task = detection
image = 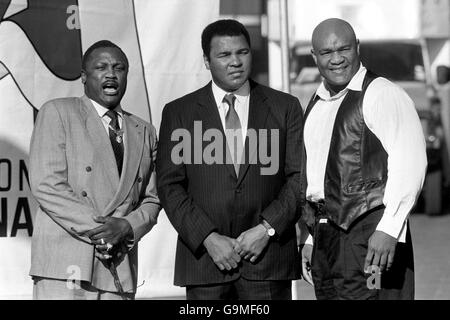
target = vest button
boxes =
[137,177,142,183]
[86,166,92,172]
[81,191,87,197]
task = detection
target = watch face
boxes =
[268,228,275,237]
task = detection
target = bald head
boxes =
[312,18,357,50]
[310,18,360,96]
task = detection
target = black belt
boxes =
[304,200,326,236]
[307,200,325,215]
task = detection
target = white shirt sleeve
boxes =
[363,78,427,241]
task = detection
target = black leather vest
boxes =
[304,71,387,230]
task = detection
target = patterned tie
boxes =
[106,110,124,176]
[223,93,243,176]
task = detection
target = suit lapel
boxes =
[237,81,270,185]
[197,82,237,180]
[80,96,120,192]
[104,113,144,215]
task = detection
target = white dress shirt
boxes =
[303,65,427,243]
[90,99,124,138]
[211,80,250,143]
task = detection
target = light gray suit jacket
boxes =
[29,95,160,293]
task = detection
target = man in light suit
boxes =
[156,19,303,300]
[29,40,161,299]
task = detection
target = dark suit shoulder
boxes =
[163,83,210,113]
[250,82,303,118]
[252,81,300,104]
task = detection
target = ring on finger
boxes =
[106,243,113,251]
[100,238,105,245]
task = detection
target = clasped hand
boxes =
[77,216,133,261]
[203,224,270,271]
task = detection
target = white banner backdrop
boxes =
[0,0,218,299]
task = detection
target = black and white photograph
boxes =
[1,0,450,310]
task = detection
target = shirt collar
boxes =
[211,80,250,108]
[315,64,366,101]
[89,98,123,119]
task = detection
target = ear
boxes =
[81,70,86,84]
[356,39,360,55]
[203,54,210,70]
[311,49,318,65]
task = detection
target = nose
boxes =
[330,51,344,65]
[229,54,242,67]
[105,65,117,78]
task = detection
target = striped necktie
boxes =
[223,93,243,176]
[106,110,124,176]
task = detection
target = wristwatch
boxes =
[261,220,276,237]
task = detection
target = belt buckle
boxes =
[315,200,325,214]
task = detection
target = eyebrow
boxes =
[216,47,249,55]
[318,44,351,53]
[94,60,126,65]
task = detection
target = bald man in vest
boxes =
[299,18,427,299]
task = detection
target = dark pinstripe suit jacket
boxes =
[156,80,303,286]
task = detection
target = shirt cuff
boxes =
[124,233,135,250]
[375,213,407,243]
[122,215,140,250]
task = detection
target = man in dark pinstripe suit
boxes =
[156,19,303,300]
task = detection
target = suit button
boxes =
[81,191,87,197]
[86,166,92,172]
[235,188,242,193]
[137,177,142,183]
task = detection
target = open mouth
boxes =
[102,81,119,95]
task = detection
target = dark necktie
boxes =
[106,110,124,176]
[223,93,243,176]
